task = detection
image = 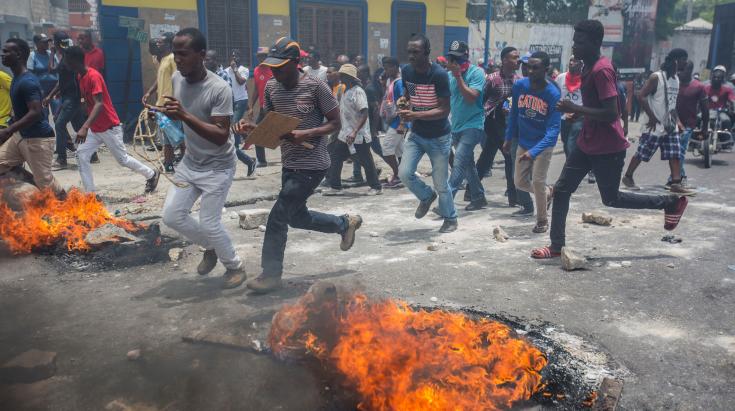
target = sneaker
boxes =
[465,198,488,211]
[344,176,365,184]
[383,176,402,188]
[52,159,68,170]
[222,267,247,289]
[622,174,640,190]
[66,141,77,153]
[511,207,534,217]
[197,249,218,275]
[669,183,695,196]
[246,159,257,177]
[415,191,438,219]
[246,274,283,294]
[366,188,383,196]
[163,163,175,174]
[90,152,100,163]
[144,170,160,193]
[463,186,471,202]
[340,214,363,251]
[439,219,458,233]
[322,187,345,196]
[532,220,549,233]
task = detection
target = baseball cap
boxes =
[33,33,50,43]
[262,37,301,68]
[447,40,469,57]
[713,65,727,74]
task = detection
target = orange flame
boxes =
[269,290,548,410]
[0,188,140,254]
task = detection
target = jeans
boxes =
[262,168,348,276]
[234,133,255,167]
[511,136,533,209]
[550,149,677,251]
[478,112,515,197]
[449,128,485,202]
[398,131,457,220]
[162,163,241,270]
[328,140,381,190]
[560,119,583,157]
[352,136,385,179]
[55,96,86,161]
[630,97,641,122]
[232,99,254,166]
[76,126,155,192]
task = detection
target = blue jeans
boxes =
[449,128,485,202]
[232,99,254,166]
[678,128,692,179]
[398,132,457,220]
[55,96,86,161]
[560,119,583,157]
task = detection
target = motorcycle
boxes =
[690,108,733,168]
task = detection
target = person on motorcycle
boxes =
[671,60,708,187]
[705,65,734,133]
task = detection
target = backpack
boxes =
[379,78,400,123]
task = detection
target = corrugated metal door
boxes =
[206,0,252,66]
[296,2,363,64]
[395,8,423,64]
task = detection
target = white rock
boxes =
[493,226,509,242]
[229,211,239,220]
[582,212,613,226]
[238,209,270,230]
[427,243,440,251]
[561,247,586,271]
[621,261,632,267]
[168,247,183,261]
[369,231,379,237]
[258,225,266,232]
[608,262,622,269]
[429,297,438,302]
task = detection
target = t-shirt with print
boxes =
[226,65,249,102]
[264,74,339,170]
[505,78,561,158]
[677,79,706,129]
[9,71,54,138]
[156,53,177,106]
[555,72,583,120]
[0,71,11,126]
[448,64,485,132]
[338,85,371,144]
[575,57,629,155]
[705,84,734,110]
[401,62,451,138]
[77,68,119,133]
[172,70,235,171]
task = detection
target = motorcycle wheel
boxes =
[703,135,712,168]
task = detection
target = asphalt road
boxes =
[1,122,734,410]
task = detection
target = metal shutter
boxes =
[395,9,423,64]
[296,2,363,64]
[206,0,252,66]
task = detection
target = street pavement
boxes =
[1,121,734,410]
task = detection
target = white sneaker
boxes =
[366,188,383,196]
[322,187,344,196]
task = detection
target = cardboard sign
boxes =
[244,112,302,149]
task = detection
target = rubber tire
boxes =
[703,135,712,169]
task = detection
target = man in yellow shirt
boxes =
[142,32,180,172]
[0,70,11,127]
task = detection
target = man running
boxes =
[64,46,159,194]
[445,40,487,211]
[531,20,689,259]
[622,49,691,194]
[671,60,708,187]
[160,28,245,289]
[235,37,362,293]
[503,51,561,233]
[397,34,457,233]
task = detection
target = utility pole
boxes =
[483,0,492,69]
[686,0,693,21]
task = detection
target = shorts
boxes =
[635,132,680,162]
[380,127,405,157]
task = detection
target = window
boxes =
[296,2,363,64]
[392,3,425,64]
[69,0,91,13]
[205,0,252,67]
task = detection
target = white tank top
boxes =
[647,71,679,135]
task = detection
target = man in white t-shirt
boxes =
[555,55,583,157]
[304,51,328,83]
[225,50,256,174]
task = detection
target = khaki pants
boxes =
[0,134,62,194]
[514,146,553,223]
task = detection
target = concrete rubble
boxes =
[582,212,613,226]
[561,247,587,271]
[0,349,57,384]
[238,209,270,230]
[85,224,140,246]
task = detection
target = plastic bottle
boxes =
[155,112,185,145]
[348,144,357,155]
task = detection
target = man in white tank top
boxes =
[622,48,693,195]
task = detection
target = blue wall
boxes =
[443,26,469,56]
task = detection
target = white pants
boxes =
[162,162,242,270]
[76,125,155,192]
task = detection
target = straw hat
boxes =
[338,64,359,81]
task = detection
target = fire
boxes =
[0,188,140,254]
[269,286,548,410]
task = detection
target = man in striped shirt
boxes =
[236,38,363,293]
[396,34,457,233]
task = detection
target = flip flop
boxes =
[531,246,561,259]
[664,196,688,231]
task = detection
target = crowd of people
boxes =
[1,18,735,292]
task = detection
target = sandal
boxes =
[531,246,561,259]
[546,185,554,210]
[664,196,688,231]
[532,221,549,233]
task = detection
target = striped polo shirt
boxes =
[264,74,338,170]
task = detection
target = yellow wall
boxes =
[256,0,467,27]
[101,0,196,11]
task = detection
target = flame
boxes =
[0,188,140,254]
[269,290,547,410]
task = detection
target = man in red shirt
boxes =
[672,60,708,185]
[249,47,272,165]
[78,30,105,76]
[64,46,159,194]
[531,20,688,260]
[705,65,734,132]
